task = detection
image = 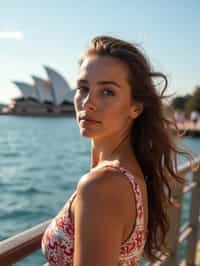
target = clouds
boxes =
[0,31,24,40]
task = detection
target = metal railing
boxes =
[0,157,200,266]
[147,156,200,266]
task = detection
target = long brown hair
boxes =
[79,36,194,262]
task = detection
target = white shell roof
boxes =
[12,67,76,105]
[44,66,75,105]
[13,81,40,101]
[32,76,54,103]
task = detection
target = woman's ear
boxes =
[130,102,143,119]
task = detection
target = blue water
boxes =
[0,116,199,265]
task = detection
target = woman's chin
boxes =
[79,128,96,138]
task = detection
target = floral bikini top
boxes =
[41,161,147,266]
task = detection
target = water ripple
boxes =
[24,166,43,173]
[10,186,53,196]
[0,152,20,158]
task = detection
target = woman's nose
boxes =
[82,93,96,111]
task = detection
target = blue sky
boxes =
[0,0,199,103]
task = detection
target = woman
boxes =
[42,36,191,265]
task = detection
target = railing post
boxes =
[162,182,184,266]
[186,169,200,265]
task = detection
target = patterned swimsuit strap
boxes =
[91,161,145,226]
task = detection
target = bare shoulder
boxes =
[76,166,133,204]
[73,167,134,266]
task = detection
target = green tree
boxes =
[185,86,200,112]
[171,96,188,110]
[172,96,184,110]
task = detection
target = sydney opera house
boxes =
[4,66,76,116]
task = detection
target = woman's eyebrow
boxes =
[77,79,88,84]
[97,81,121,88]
[77,79,121,88]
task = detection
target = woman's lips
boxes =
[79,118,100,125]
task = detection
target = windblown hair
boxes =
[79,36,193,262]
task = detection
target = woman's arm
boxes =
[73,168,129,266]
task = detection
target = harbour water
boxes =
[0,116,199,265]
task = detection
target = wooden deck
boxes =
[180,241,200,265]
[176,121,200,137]
[177,120,200,130]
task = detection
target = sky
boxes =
[0,0,199,103]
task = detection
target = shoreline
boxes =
[176,120,200,137]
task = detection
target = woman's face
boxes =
[74,55,138,140]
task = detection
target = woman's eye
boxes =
[75,87,114,96]
[102,89,115,96]
[76,86,89,94]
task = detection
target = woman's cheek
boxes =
[74,95,82,111]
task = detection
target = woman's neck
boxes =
[90,133,134,168]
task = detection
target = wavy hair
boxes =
[79,36,194,262]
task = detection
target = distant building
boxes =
[44,66,74,105]
[4,66,76,116]
[0,103,6,112]
[31,76,54,104]
[13,81,40,101]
